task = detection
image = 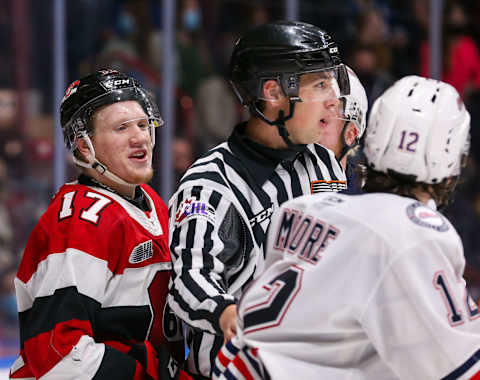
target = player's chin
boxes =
[128,167,154,184]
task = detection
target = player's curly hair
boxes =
[359,164,458,209]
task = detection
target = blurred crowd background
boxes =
[2,0,480,366]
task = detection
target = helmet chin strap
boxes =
[250,99,306,152]
[74,135,137,198]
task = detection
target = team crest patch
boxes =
[311,180,347,193]
[129,240,153,264]
[174,198,215,226]
[406,202,449,232]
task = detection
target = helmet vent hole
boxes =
[408,89,414,97]
[412,108,422,112]
[431,94,437,103]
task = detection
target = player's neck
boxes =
[411,187,433,205]
[83,168,137,199]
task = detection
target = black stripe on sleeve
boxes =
[19,286,100,347]
[209,334,225,376]
[19,286,154,349]
[191,329,203,373]
[92,344,137,380]
[176,189,185,209]
[441,349,480,380]
[176,219,228,324]
[180,171,228,189]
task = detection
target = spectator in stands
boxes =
[420,0,480,99]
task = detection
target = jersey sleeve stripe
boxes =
[180,171,229,189]
[19,286,99,345]
[440,348,480,380]
[23,321,95,378]
[16,248,110,311]
[92,344,137,380]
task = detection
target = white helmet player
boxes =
[364,75,470,184]
[335,66,368,160]
[338,66,368,139]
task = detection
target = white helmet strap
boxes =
[74,133,137,198]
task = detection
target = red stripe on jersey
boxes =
[133,362,144,380]
[24,319,93,378]
[232,354,255,380]
[178,369,194,380]
[470,371,480,380]
[217,348,231,367]
[144,341,160,380]
[9,351,34,379]
[104,339,133,354]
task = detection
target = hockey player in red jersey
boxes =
[9,70,191,380]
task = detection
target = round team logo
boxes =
[406,202,449,232]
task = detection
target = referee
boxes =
[168,21,351,378]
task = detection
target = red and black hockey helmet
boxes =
[60,69,163,151]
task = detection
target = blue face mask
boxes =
[0,293,17,322]
[182,9,202,31]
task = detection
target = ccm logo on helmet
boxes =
[101,78,132,90]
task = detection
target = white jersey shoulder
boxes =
[264,192,461,269]
[238,192,479,380]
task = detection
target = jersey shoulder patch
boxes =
[406,202,449,232]
[174,197,216,226]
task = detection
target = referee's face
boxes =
[284,72,340,145]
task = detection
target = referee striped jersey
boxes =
[168,123,346,376]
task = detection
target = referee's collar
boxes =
[228,122,302,186]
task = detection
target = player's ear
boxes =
[76,137,90,156]
[345,123,358,146]
[75,137,95,163]
[262,80,284,105]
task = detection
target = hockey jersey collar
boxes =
[228,122,301,186]
[78,174,150,211]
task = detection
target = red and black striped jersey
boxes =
[9,181,182,380]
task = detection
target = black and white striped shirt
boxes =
[168,123,346,376]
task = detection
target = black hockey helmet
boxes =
[229,20,350,108]
[60,69,163,151]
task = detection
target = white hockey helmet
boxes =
[338,66,368,139]
[364,75,470,184]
